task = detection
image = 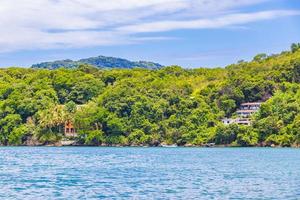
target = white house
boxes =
[222,102,262,126]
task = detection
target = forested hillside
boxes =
[31,56,163,70]
[1,44,300,147]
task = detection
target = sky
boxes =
[0,0,300,68]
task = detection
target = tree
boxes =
[84,130,105,145]
[253,53,267,62]
[128,130,149,145]
[214,124,239,145]
[8,125,29,145]
[65,101,77,113]
[292,60,300,82]
[0,114,22,145]
[236,128,258,146]
[291,43,300,53]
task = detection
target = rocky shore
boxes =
[2,139,299,148]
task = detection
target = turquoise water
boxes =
[0,147,299,199]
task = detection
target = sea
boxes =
[0,147,299,199]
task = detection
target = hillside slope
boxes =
[31,56,163,70]
[1,44,300,147]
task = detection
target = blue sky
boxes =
[0,0,300,68]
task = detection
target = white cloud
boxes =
[118,10,300,33]
[0,0,298,52]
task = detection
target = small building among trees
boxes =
[64,120,76,137]
[222,102,262,126]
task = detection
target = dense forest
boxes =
[1,44,300,147]
[32,55,163,70]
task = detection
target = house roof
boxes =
[241,102,262,106]
[237,109,257,113]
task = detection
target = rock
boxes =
[61,140,76,146]
[184,143,194,147]
[24,136,43,146]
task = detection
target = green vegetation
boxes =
[31,55,163,70]
[1,44,300,147]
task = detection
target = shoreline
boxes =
[1,137,299,148]
[1,144,299,148]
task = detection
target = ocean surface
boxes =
[0,147,299,200]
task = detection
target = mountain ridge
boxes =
[31,55,163,70]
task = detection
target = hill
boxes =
[1,43,300,147]
[31,56,163,70]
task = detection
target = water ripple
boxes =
[0,147,299,199]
